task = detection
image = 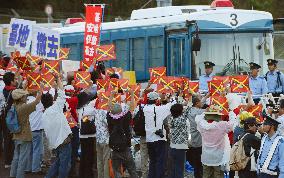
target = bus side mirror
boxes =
[192,37,201,51]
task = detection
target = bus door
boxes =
[167,34,190,77]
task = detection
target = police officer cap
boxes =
[249,62,261,70]
[204,61,215,68]
[267,59,278,65]
[263,115,280,126]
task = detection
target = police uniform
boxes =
[266,59,284,97]
[257,116,284,178]
[249,62,268,104]
[199,61,215,92]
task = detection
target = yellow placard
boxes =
[123,71,136,85]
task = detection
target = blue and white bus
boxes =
[57,0,275,81]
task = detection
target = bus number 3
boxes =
[230,14,238,26]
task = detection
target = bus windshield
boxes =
[192,32,274,78]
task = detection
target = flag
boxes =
[6,60,18,72]
[230,75,249,93]
[208,80,225,96]
[42,60,60,75]
[42,73,55,91]
[27,72,41,90]
[74,71,91,89]
[182,78,192,99]
[106,67,123,78]
[212,76,230,88]
[149,67,166,83]
[188,81,199,94]
[80,59,94,71]
[97,91,121,110]
[239,104,264,123]
[95,44,116,62]
[11,51,21,59]
[126,84,141,101]
[118,79,129,90]
[157,76,177,94]
[26,52,42,66]
[210,96,229,115]
[59,48,70,60]
[108,78,119,90]
[97,79,109,91]
[14,56,32,71]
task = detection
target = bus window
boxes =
[149,36,164,68]
[193,32,273,76]
[113,39,128,70]
[168,37,186,76]
[131,38,145,72]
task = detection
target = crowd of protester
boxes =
[0,57,284,178]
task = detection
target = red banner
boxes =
[210,96,229,115]
[83,5,103,62]
[208,80,225,96]
[42,60,60,75]
[42,74,55,91]
[27,72,41,90]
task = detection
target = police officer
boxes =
[257,115,284,178]
[265,59,284,98]
[199,61,215,92]
[249,62,268,104]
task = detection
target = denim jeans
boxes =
[10,140,32,178]
[169,148,186,178]
[31,130,44,172]
[147,140,167,178]
[46,143,72,178]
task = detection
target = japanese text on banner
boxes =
[31,27,60,60]
[6,18,36,52]
[83,5,103,62]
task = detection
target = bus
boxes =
[56,0,275,81]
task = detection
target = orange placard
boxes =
[42,60,60,75]
[97,92,121,110]
[27,72,41,90]
[149,67,166,84]
[239,104,263,123]
[42,74,55,91]
[126,84,141,101]
[96,79,109,91]
[26,52,42,66]
[210,96,229,115]
[14,56,32,71]
[188,81,199,94]
[212,76,230,88]
[230,75,249,93]
[59,48,70,60]
[106,67,123,78]
[6,60,18,72]
[157,76,177,94]
[118,79,129,90]
[208,80,225,96]
[80,59,94,71]
[74,71,91,89]
[95,44,116,62]
[108,78,119,90]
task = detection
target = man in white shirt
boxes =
[41,75,72,178]
[27,94,44,174]
[143,92,175,178]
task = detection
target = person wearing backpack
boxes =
[231,117,261,178]
[76,92,96,178]
[107,90,139,178]
[9,87,42,178]
[1,71,19,168]
[265,59,284,100]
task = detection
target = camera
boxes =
[155,129,164,138]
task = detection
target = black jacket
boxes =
[107,111,132,147]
